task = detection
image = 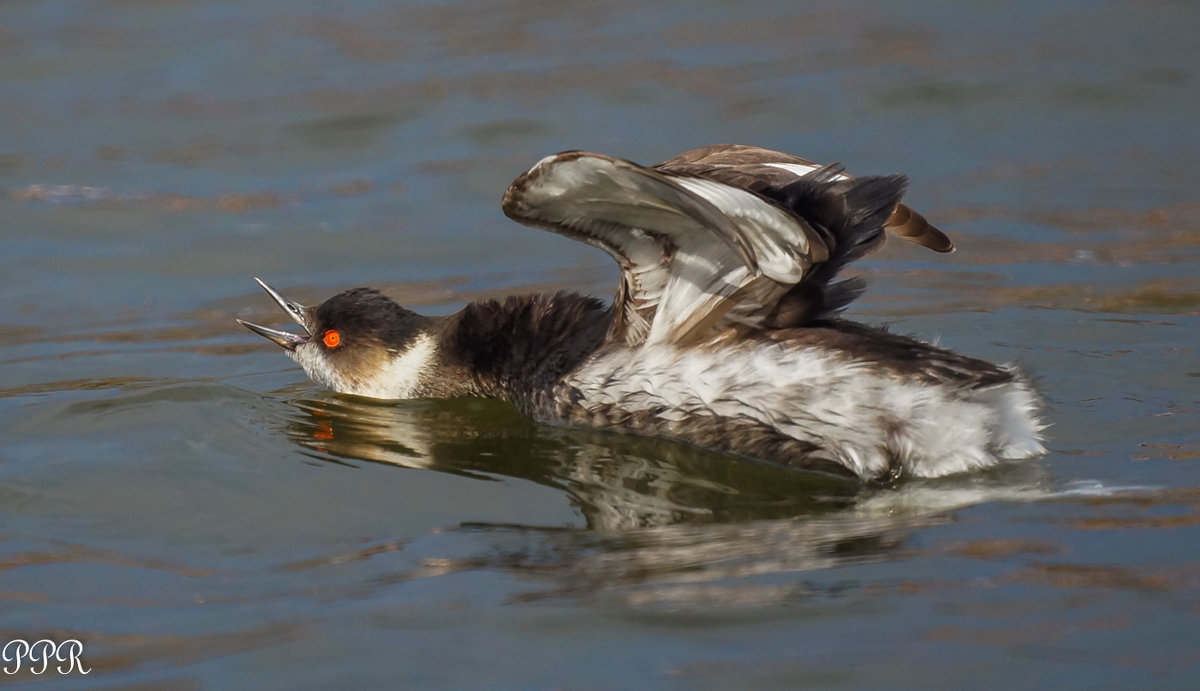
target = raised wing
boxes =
[657,144,954,253]
[501,146,935,347]
[502,151,830,346]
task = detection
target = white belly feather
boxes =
[562,343,1044,480]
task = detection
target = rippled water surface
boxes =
[2,1,1199,687]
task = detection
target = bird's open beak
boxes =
[236,277,312,351]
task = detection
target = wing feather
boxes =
[658,144,954,253]
[502,151,827,346]
[502,145,952,346]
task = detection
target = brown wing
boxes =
[502,146,933,346]
[502,151,830,346]
[658,143,821,168]
[657,144,954,254]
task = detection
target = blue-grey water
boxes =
[2,1,1199,688]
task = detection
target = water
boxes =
[2,0,1198,687]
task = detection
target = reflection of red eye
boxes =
[323,330,341,348]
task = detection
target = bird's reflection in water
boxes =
[280,392,863,530]
[271,392,1008,603]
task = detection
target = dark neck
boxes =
[427,292,612,407]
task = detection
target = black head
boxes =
[238,279,433,397]
[310,287,428,354]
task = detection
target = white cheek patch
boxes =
[365,333,436,399]
[289,346,339,390]
[290,333,436,400]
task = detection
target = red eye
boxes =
[322,329,341,348]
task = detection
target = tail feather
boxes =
[886,203,955,253]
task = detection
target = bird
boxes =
[237,144,1044,482]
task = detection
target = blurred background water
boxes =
[1,0,1198,687]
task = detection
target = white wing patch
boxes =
[670,177,817,283]
[762,162,849,180]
